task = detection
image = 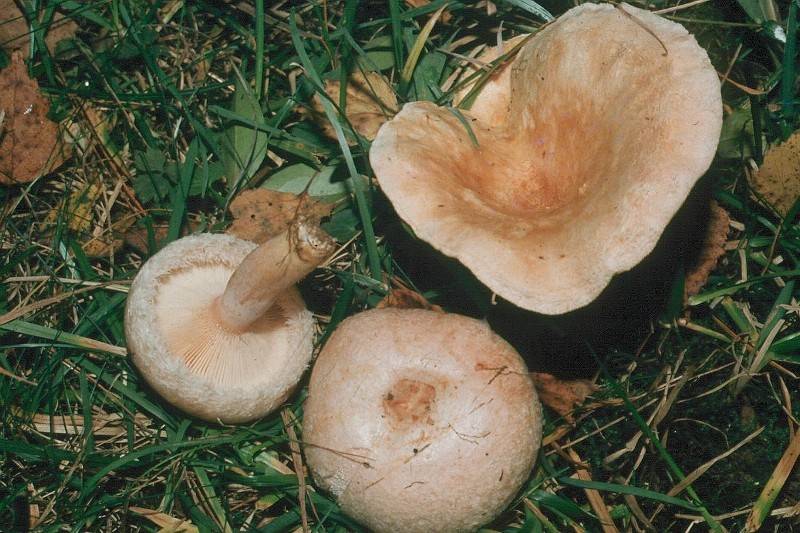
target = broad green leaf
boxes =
[736,0,780,24]
[323,206,360,241]
[413,51,447,102]
[359,36,395,71]
[262,163,348,200]
[497,0,553,21]
[220,70,268,187]
[718,106,755,160]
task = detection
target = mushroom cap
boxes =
[303,308,541,533]
[125,233,314,423]
[370,3,723,314]
[453,34,530,128]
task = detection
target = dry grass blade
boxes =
[745,426,800,531]
[652,0,713,15]
[281,409,311,533]
[649,426,765,522]
[130,506,199,533]
[0,285,106,326]
[567,448,619,533]
[0,365,36,385]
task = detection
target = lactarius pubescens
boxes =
[125,220,335,423]
[370,3,723,314]
[303,308,542,533]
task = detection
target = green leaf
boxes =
[413,51,447,102]
[736,0,764,22]
[557,478,700,511]
[323,207,360,241]
[133,147,172,203]
[717,106,754,160]
[497,0,553,21]
[220,69,268,188]
[359,36,395,71]
[769,331,800,362]
[262,163,347,200]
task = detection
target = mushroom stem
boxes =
[218,220,335,330]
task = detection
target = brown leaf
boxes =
[124,225,169,255]
[129,506,198,533]
[531,372,597,423]
[752,131,800,216]
[404,0,453,21]
[0,52,64,185]
[377,286,444,313]
[227,188,333,244]
[684,200,731,301]
[0,2,78,53]
[82,215,137,258]
[124,219,200,255]
[42,182,103,232]
[308,71,397,141]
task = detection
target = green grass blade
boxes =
[289,14,382,281]
[595,352,724,532]
[255,0,266,99]
[388,0,405,74]
[497,0,553,21]
[780,0,798,138]
[1,319,126,356]
[400,5,447,91]
[557,478,700,512]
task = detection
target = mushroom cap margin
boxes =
[124,233,315,423]
[303,308,542,533]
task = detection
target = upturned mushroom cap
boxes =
[453,34,529,128]
[125,233,315,423]
[370,3,723,314]
[303,308,541,533]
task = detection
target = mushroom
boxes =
[370,3,723,314]
[124,220,335,423]
[303,308,541,533]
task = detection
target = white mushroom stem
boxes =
[218,220,335,331]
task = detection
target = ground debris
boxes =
[752,131,800,216]
[531,372,597,423]
[0,52,65,185]
[684,200,731,301]
[377,280,443,313]
[307,70,397,141]
[227,188,333,244]
[0,1,77,53]
[130,507,198,533]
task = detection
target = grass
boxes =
[1,0,799,531]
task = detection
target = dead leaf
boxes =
[308,70,397,141]
[124,224,170,255]
[531,372,597,423]
[377,285,443,313]
[0,1,78,53]
[684,200,730,301]
[0,52,64,185]
[404,0,453,21]
[227,188,333,244]
[40,181,132,258]
[752,131,800,216]
[65,106,116,155]
[130,506,198,533]
[124,218,203,255]
[82,216,136,258]
[42,181,103,232]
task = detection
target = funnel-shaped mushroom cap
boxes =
[371,3,722,314]
[303,308,541,533]
[125,234,314,423]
